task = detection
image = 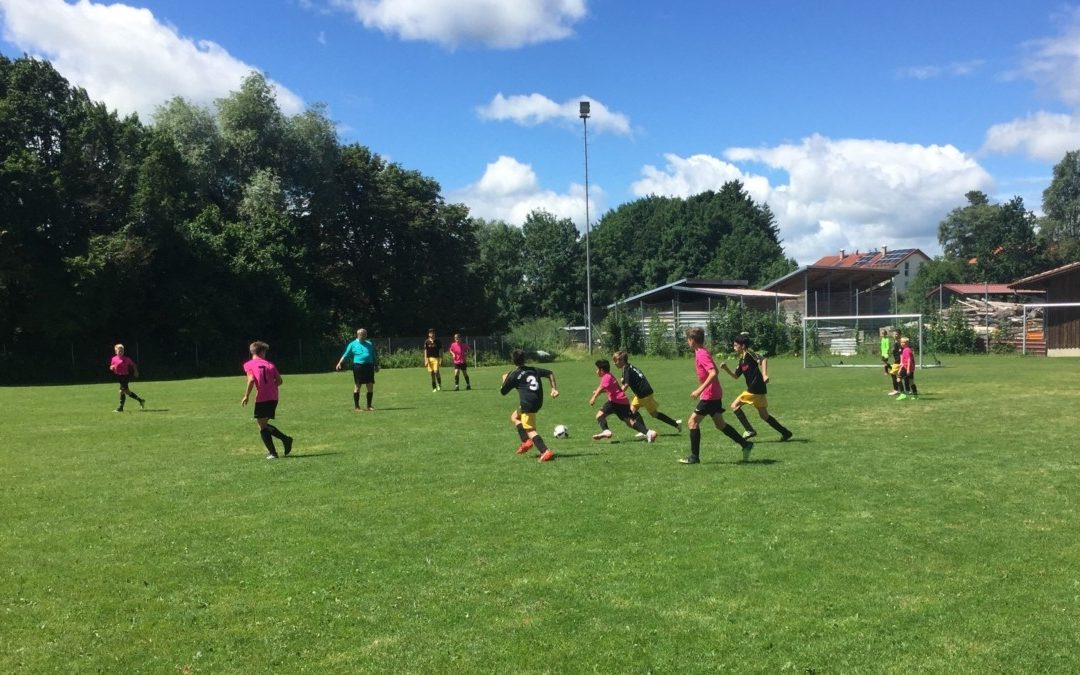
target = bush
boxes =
[600,307,644,354]
[506,317,571,360]
[930,303,979,354]
[645,313,679,357]
[706,303,794,356]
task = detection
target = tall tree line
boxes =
[2,55,799,379]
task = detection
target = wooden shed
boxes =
[1010,261,1080,357]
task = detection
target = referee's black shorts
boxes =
[352,363,375,385]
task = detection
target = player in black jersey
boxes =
[423,329,443,392]
[500,349,560,462]
[719,335,792,442]
[612,351,681,433]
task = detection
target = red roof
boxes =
[925,283,1039,298]
[812,248,926,268]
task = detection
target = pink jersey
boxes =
[110,354,135,375]
[244,356,281,402]
[900,346,915,372]
[450,341,469,365]
[599,372,629,404]
[694,348,723,400]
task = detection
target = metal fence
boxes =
[0,334,517,385]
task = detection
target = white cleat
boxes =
[646,429,658,443]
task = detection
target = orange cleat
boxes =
[538,449,554,462]
[516,438,534,454]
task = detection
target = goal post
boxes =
[801,314,929,368]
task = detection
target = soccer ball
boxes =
[553,424,569,439]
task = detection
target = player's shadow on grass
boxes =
[363,407,414,412]
[286,452,341,459]
[776,438,810,444]
[737,458,779,466]
[137,408,169,413]
[551,451,604,460]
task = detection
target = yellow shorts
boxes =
[889,364,901,376]
[517,411,537,431]
[734,392,768,409]
[426,357,441,373]
[631,394,659,415]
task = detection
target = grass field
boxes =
[2,355,1079,672]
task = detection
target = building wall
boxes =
[1044,273,1080,353]
[892,253,929,295]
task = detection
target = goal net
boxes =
[801,314,932,368]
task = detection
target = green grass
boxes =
[2,356,1079,672]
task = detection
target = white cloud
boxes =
[633,135,993,264]
[477,93,631,136]
[983,8,1080,161]
[982,111,1080,161]
[448,155,600,229]
[895,60,984,80]
[329,0,586,49]
[0,0,304,120]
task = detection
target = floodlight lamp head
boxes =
[579,101,590,118]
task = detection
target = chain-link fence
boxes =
[0,334,517,385]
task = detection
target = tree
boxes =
[937,191,1042,283]
[1040,150,1080,264]
[520,210,584,321]
[474,219,526,330]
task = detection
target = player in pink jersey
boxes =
[241,341,294,460]
[680,327,754,464]
[588,359,657,442]
[896,336,919,400]
[109,344,146,412]
[449,333,471,390]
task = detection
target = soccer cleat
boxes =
[538,449,554,462]
[675,419,682,433]
[516,439,534,454]
[354,407,362,413]
[780,430,793,442]
[679,455,700,464]
[909,395,919,400]
[466,385,471,390]
[433,387,438,393]
[283,436,294,457]
[138,398,146,409]
[454,385,459,391]
[646,429,658,443]
[436,384,441,391]
[266,453,278,460]
[742,430,757,440]
[114,408,123,413]
[896,394,908,400]
[888,390,899,396]
[741,442,754,463]
[592,429,613,440]
[635,432,646,439]
[366,406,375,412]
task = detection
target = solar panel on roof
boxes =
[853,253,878,266]
[877,248,914,265]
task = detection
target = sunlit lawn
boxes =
[2,355,1078,672]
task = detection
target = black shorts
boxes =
[253,400,278,419]
[116,375,131,389]
[693,399,725,416]
[453,362,468,372]
[352,363,375,385]
[601,401,635,421]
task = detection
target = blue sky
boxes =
[3,0,1079,263]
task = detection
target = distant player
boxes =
[241,341,294,460]
[887,328,903,395]
[500,349,559,462]
[612,351,681,434]
[588,358,657,442]
[450,333,471,390]
[720,335,793,442]
[423,329,443,392]
[109,343,146,412]
[897,336,919,400]
[336,328,378,411]
[680,327,754,465]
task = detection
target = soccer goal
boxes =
[801,314,933,368]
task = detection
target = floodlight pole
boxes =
[580,101,593,353]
